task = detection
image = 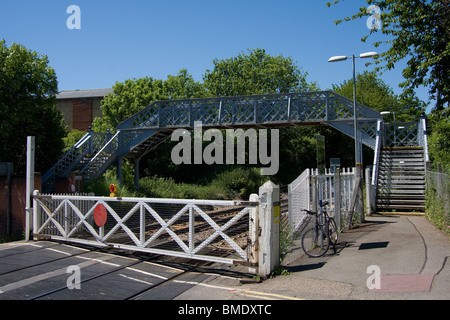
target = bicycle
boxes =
[301,201,338,258]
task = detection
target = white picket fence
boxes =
[288,167,355,233]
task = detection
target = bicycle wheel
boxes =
[301,226,330,258]
[328,218,338,246]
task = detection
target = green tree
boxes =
[327,0,450,111]
[331,71,426,121]
[0,41,66,175]
[202,48,319,184]
[203,48,317,96]
[62,129,86,152]
[93,69,205,132]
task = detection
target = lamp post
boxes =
[328,52,378,166]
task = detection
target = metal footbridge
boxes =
[42,90,428,210]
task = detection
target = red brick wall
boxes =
[0,174,41,237]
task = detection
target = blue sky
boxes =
[1,0,434,111]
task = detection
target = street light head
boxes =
[359,51,378,59]
[328,55,348,62]
[380,111,391,115]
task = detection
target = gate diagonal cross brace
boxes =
[191,204,250,260]
[142,202,190,253]
[35,198,66,236]
[102,201,141,246]
[66,199,99,240]
[139,202,250,260]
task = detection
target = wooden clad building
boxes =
[56,88,112,131]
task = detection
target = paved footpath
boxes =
[175,214,450,300]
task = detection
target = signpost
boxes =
[316,135,326,242]
[330,158,341,174]
[316,135,326,185]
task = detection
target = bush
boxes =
[428,117,450,173]
[425,172,450,237]
[138,176,230,200]
[85,169,139,197]
[211,167,269,199]
[86,166,269,201]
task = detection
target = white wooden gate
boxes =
[32,192,258,265]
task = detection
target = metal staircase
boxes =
[43,90,427,198]
[376,147,426,212]
[373,117,429,213]
[42,131,110,192]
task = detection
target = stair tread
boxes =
[382,156,424,159]
[379,170,425,175]
[378,186,425,191]
[377,206,425,212]
[378,179,425,183]
[377,202,425,206]
[380,161,425,164]
[382,147,423,151]
[378,192,425,196]
[380,163,424,166]
[378,195,425,199]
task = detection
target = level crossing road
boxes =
[0,241,248,300]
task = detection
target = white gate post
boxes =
[258,181,280,277]
[25,136,35,241]
[248,193,259,274]
[32,190,39,240]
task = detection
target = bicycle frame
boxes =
[301,200,337,257]
[315,206,329,248]
[310,201,331,232]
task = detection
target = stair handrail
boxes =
[42,131,92,183]
[79,131,121,175]
[419,114,430,164]
[329,93,382,121]
[371,119,383,187]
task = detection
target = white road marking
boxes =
[0,255,116,295]
[118,274,153,286]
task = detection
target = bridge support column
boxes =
[134,158,140,189]
[258,181,280,278]
[117,157,123,185]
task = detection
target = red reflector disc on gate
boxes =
[94,204,107,227]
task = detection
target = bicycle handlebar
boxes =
[302,209,316,215]
[320,200,329,207]
[302,200,329,216]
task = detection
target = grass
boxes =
[425,185,450,238]
[85,167,269,201]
